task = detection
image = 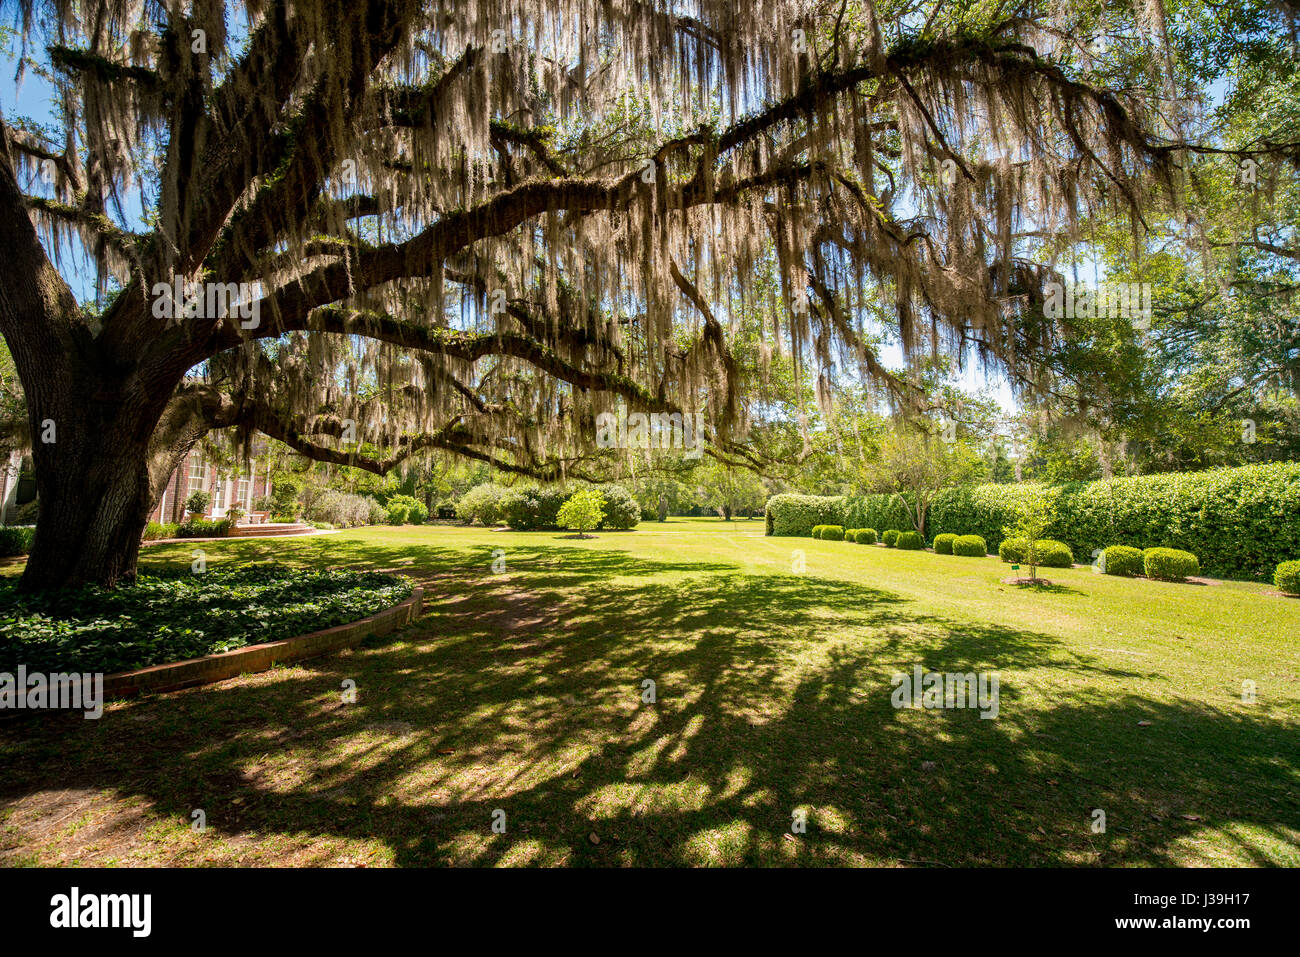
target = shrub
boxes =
[557,489,605,537]
[142,522,179,542]
[176,518,231,538]
[811,525,825,539]
[768,463,1300,581]
[1000,537,1072,567]
[765,494,848,536]
[305,490,381,527]
[1101,545,1144,577]
[1144,547,1200,581]
[596,483,640,529]
[882,529,900,547]
[226,506,246,524]
[0,526,35,557]
[456,483,508,526]
[311,521,333,530]
[896,531,924,550]
[1034,540,1074,568]
[854,528,877,544]
[1274,560,1300,595]
[184,489,211,516]
[933,533,957,555]
[499,485,568,530]
[999,537,1028,563]
[952,535,987,557]
[821,525,845,541]
[386,495,428,525]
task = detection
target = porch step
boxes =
[228,522,317,537]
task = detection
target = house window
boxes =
[237,477,250,507]
[187,453,207,495]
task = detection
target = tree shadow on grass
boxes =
[1,542,1296,867]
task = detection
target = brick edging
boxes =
[102,587,424,699]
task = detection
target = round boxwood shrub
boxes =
[854,528,877,544]
[896,531,924,550]
[882,529,900,547]
[1034,540,1074,568]
[1143,547,1200,581]
[952,535,987,557]
[1101,545,1144,577]
[999,537,1028,563]
[596,483,640,529]
[932,533,957,555]
[1274,560,1300,595]
[811,525,824,539]
[821,525,846,542]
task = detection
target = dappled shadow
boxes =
[1,538,1296,866]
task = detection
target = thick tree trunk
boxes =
[23,424,155,590]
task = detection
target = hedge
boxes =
[1101,545,1144,577]
[933,533,957,555]
[765,463,1300,581]
[1144,547,1200,581]
[1274,560,1300,595]
[952,535,987,557]
[854,528,877,544]
[0,526,35,557]
[896,531,924,550]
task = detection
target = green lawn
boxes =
[2,519,1298,866]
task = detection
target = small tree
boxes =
[184,490,211,518]
[557,489,606,539]
[864,429,984,538]
[1002,497,1056,584]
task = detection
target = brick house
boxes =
[151,447,274,524]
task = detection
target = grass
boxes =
[1,518,1298,867]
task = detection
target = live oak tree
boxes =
[0,0,1228,588]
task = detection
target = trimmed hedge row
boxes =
[0,526,35,557]
[766,463,1300,581]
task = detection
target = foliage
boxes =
[500,485,569,530]
[386,495,428,525]
[1102,545,1145,577]
[952,535,987,557]
[557,489,606,537]
[1143,548,1201,582]
[456,483,509,526]
[882,529,900,547]
[176,519,232,538]
[933,533,958,555]
[143,522,179,542]
[854,528,878,544]
[770,463,1300,581]
[766,493,851,536]
[595,484,640,530]
[1274,560,1300,596]
[0,526,35,556]
[859,430,985,537]
[0,565,412,674]
[821,525,846,542]
[184,490,211,516]
[896,531,924,550]
[304,490,381,528]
